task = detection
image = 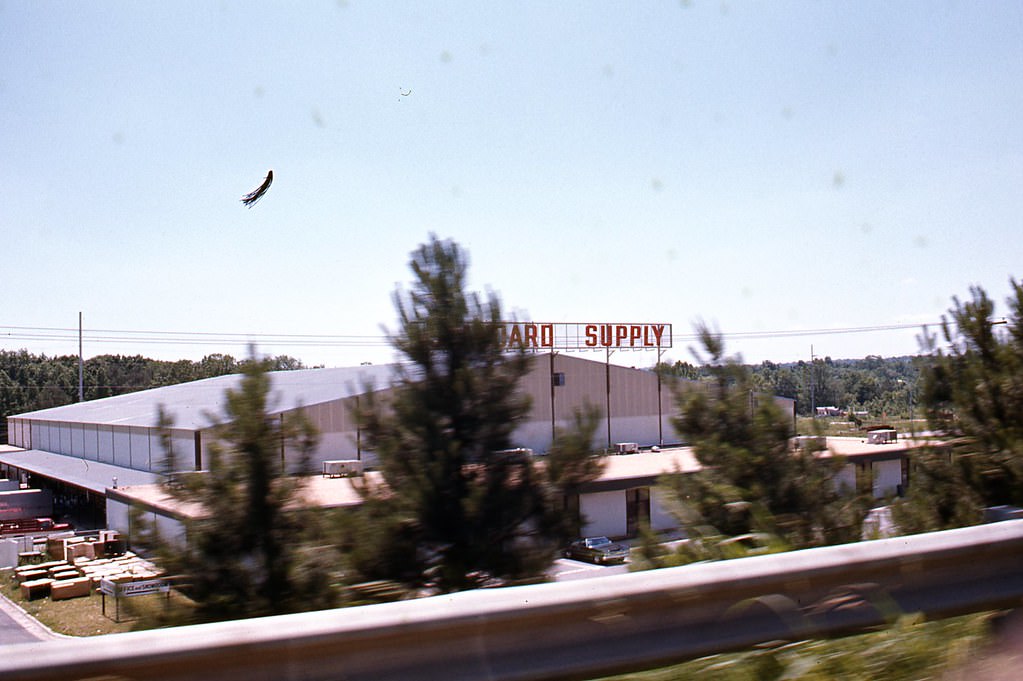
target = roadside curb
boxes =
[0,589,67,642]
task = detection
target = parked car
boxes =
[564,536,629,565]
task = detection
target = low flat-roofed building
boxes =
[818,435,937,498]
[105,447,702,546]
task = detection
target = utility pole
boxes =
[78,312,84,402]
[605,348,612,449]
[656,347,665,446]
[809,344,816,417]
[550,352,556,443]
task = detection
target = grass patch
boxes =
[795,417,926,438]
[597,612,997,681]
[2,568,195,637]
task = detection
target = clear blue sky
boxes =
[2,1,1021,368]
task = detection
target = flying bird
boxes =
[241,169,273,207]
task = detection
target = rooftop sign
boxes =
[499,322,672,351]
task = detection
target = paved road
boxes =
[0,593,55,645]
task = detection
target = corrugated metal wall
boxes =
[518,353,681,452]
[8,354,681,470]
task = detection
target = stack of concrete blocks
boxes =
[13,566,48,583]
[14,563,52,600]
[76,552,162,590]
[14,559,68,600]
[10,529,162,602]
[50,575,91,600]
[40,560,90,601]
[65,538,96,562]
[47,530,125,565]
[20,577,53,600]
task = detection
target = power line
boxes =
[0,326,391,348]
[0,321,934,350]
[673,322,930,342]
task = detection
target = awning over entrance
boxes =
[0,449,159,495]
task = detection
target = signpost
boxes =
[100,578,170,622]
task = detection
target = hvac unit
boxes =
[322,460,365,478]
[866,429,898,445]
[793,435,827,451]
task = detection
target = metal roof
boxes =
[9,364,399,431]
[0,449,160,494]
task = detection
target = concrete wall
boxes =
[580,490,628,538]
[835,465,857,495]
[105,498,131,538]
[650,487,676,532]
[0,538,25,569]
[835,459,904,499]
[873,459,903,498]
[106,497,186,549]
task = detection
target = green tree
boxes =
[543,403,608,541]
[355,235,557,592]
[655,359,702,381]
[150,350,332,622]
[663,323,867,549]
[895,279,1023,528]
[890,446,982,533]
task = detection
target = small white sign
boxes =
[119,579,170,597]
[100,578,168,597]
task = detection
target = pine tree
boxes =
[665,323,867,549]
[151,350,334,622]
[356,236,558,592]
[543,403,608,541]
[895,279,1023,529]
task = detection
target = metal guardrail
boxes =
[5,520,1023,681]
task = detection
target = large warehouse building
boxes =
[4,353,684,475]
[3,352,724,538]
[3,348,931,548]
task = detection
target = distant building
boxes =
[819,435,935,498]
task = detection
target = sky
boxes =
[2,1,1021,369]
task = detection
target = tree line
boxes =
[658,354,920,419]
[0,350,311,440]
